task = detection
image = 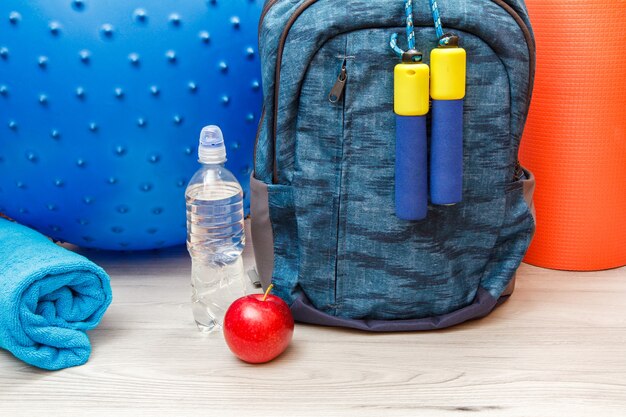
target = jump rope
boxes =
[391,0,466,220]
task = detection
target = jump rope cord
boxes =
[405,0,416,50]
[389,0,418,59]
[390,0,452,57]
[429,0,445,41]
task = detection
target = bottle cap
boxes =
[198,125,227,164]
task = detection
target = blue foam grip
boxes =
[0,0,263,250]
[395,115,428,221]
[430,99,464,205]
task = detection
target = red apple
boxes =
[223,285,294,364]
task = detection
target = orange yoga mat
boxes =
[520,0,626,271]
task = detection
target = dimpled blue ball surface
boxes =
[0,0,263,250]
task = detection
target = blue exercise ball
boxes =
[0,0,263,250]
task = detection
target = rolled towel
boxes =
[0,218,112,370]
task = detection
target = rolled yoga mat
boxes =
[520,0,626,271]
[0,218,112,370]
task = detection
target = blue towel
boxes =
[0,218,112,370]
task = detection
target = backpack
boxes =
[250,0,536,331]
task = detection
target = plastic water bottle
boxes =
[186,125,246,333]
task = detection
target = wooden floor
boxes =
[1,232,625,416]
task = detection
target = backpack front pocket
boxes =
[291,35,349,313]
[333,28,518,320]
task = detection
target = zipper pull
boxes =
[328,60,347,104]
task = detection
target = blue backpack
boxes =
[251,0,536,331]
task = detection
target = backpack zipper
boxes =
[259,0,536,184]
[259,0,281,37]
[328,59,348,104]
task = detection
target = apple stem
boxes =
[262,284,274,302]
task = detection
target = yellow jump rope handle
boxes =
[394,62,430,116]
[430,46,466,101]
